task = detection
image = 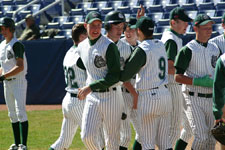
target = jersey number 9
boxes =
[158,57,166,80]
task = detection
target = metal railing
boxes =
[15,0,65,26]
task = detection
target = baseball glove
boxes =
[211,121,225,145]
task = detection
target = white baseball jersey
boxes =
[209,34,225,54]
[50,46,87,150]
[183,40,220,94]
[161,29,189,146]
[77,35,122,150]
[137,39,172,150]
[0,37,27,123]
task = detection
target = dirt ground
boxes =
[0,104,222,149]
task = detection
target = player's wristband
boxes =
[0,75,5,81]
[193,75,213,87]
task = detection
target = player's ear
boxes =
[84,23,87,29]
[193,25,198,32]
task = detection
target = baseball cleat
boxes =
[18,144,27,150]
[8,144,18,150]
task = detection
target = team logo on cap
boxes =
[7,51,13,59]
[203,15,209,20]
[118,13,124,19]
[92,13,98,17]
[94,55,106,68]
[211,55,218,68]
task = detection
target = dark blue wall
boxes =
[0,39,73,104]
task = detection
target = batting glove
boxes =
[193,75,213,87]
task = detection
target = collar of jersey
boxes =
[195,39,208,47]
[169,28,182,38]
[88,34,102,46]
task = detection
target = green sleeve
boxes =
[13,42,25,59]
[120,47,146,82]
[89,43,121,90]
[76,58,86,70]
[213,57,225,120]
[164,39,178,61]
[174,46,192,74]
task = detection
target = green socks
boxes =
[174,139,188,150]
[20,121,29,146]
[133,140,142,150]
[48,148,54,150]
[12,122,21,146]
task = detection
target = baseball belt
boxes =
[188,91,212,98]
[93,87,117,93]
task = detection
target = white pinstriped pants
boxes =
[51,92,86,150]
[81,90,122,150]
[120,91,141,147]
[138,86,172,150]
[183,92,216,150]
[167,83,184,146]
[4,78,28,123]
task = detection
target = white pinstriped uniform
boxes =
[77,35,122,150]
[116,39,141,147]
[161,30,193,145]
[209,34,225,54]
[0,38,28,123]
[50,46,87,150]
[182,40,220,150]
[137,39,172,150]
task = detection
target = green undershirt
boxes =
[213,57,225,120]
[88,35,121,90]
[120,47,146,82]
[13,42,25,59]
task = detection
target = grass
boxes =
[0,109,136,150]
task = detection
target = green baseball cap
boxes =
[85,11,102,24]
[130,16,154,31]
[170,7,193,22]
[222,13,225,23]
[126,17,137,27]
[193,14,215,26]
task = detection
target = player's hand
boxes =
[0,75,5,81]
[136,5,145,19]
[78,86,91,100]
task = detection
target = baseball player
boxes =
[209,13,225,150]
[174,14,220,150]
[104,11,140,150]
[77,11,122,150]
[160,7,193,148]
[48,23,88,150]
[121,16,173,150]
[0,17,28,150]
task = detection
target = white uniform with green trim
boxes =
[137,39,172,150]
[209,34,225,54]
[78,35,122,150]
[161,30,192,145]
[50,46,87,150]
[117,39,141,147]
[0,37,28,123]
[182,40,220,150]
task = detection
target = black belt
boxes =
[151,85,168,90]
[121,87,129,93]
[70,93,77,97]
[93,87,117,93]
[5,78,16,81]
[189,92,212,98]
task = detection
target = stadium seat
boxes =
[68,15,84,24]
[153,0,163,5]
[157,19,170,26]
[147,12,163,23]
[76,1,93,12]
[28,4,41,14]
[53,16,68,26]
[181,3,198,11]
[101,7,114,15]
[86,8,99,14]
[161,0,171,7]
[58,29,72,39]
[5,11,14,18]
[153,33,163,39]
[61,22,74,29]
[155,25,170,33]
[92,1,108,10]
[117,6,131,14]
[215,2,225,10]
[1,0,14,5]
[127,0,139,8]
[53,35,66,39]
[186,10,198,19]
[162,12,170,19]
[170,0,179,4]
[198,2,215,10]
[69,8,84,16]
[139,0,155,9]
[213,24,224,34]
[198,9,216,17]
[14,0,30,5]
[46,22,60,29]
[108,1,124,9]
[12,5,27,11]
[215,10,225,17]
[164,4,179,12]
[0,11,3,18]
[212,16,222,24]
[148,5,164,13]
[0,5,12,14]
[211,31,220,38]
